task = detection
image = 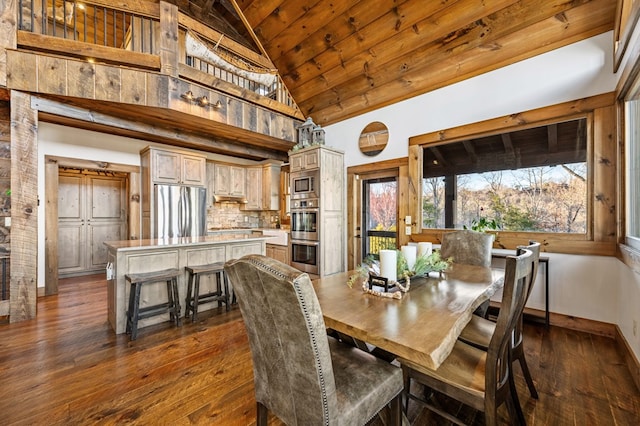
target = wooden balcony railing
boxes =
[15,0,300,116]
[365,230,397,258]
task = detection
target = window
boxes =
[625,98,640,250]
[422,118,588,233]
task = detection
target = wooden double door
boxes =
[58,170,127,277]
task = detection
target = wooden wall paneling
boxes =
[121,69,147,105]
[243,101,257,132]
[593,105,618,242]
[37,55,67,95]
[67,61,96,99]
[44,158,58,296]
[408,145,422,235]
[159,1,179,77]
[257,108,272,137]
[227,97,244,128]
[10,91,38,322]
[398,163,410,247]
[6,50,37,91]
[147,73,169,108]
[94,64,122,102]
[0,0,17,87]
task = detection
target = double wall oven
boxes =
[290,171,320,275]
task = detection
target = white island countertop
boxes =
[104,233,273,251]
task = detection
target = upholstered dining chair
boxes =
[441,229,495,317]
[401,247,535,426]
[458,241,542,401]
[224,254,404,426]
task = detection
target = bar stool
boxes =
[185,262,230,322]
[125,268,181,341]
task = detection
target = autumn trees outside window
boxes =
[422,118,588,233]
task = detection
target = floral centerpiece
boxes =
[348,249,451,299]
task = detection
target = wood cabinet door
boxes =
[152,149,181,184]
[214,164,230,195]
[58,175,85,273]
[290,153,304,172]
[182,155,206,186]
[244,167,262,210]
[229,166,246,196]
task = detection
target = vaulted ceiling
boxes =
[174,0,616,126]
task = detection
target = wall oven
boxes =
[291,170,319,199]
[290,204,318,241]
[291,239,319,275]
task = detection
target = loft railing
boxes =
[17,0,158,54]
[183,30,298,110]
[15,1,299,113]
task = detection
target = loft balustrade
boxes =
[14,0,299,115]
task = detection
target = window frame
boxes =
[407,93,617,255]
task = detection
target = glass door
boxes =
[362,177,398,260]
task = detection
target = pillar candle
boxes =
[418,242,433,257]
[401,245,417,271]
[379,249,397,282]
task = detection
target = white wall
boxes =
[323,31,640,361]
[323,32,616,167]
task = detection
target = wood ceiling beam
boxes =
[547,123,558,153]
[462,140,478,162]
[501,133,514,156]
[309,0,614,125]
[238,0,284,32]
[248,0,324,45]
[429,146,448,167]
[32,97,289,161]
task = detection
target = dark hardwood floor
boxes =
[0,274,638,425]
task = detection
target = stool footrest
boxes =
[137,303,174,320]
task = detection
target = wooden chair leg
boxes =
[509,370,526,425]
[514,347,539,399]
[257,401,268,426]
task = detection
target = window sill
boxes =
[619,243,640,275]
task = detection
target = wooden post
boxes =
[159,1,179,77]
[10,90,38,322]
[129,171,141,240]
[44,158,58,295]
[408,145,423,234]
[0,0,18,87]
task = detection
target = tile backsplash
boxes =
[207,202,278,229]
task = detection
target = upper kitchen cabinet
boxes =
[243,161,282,211]
[142,147,206,187]
[289,149,319,172]
[211,163,246,197]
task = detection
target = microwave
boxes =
[291,171,318,199]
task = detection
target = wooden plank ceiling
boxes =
[210,0,616,126]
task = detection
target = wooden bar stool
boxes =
[125,268,181,341]
[185,262,230,322]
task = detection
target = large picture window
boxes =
[422,118,588,233]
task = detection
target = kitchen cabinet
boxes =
[243,161,282,211]
[140,146,207,239]
[289,149,319,172]
[266,243,289,265]
[212,163,246,197]
[144,147,206,186]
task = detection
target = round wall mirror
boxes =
[359,121,389,156]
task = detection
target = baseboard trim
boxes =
[615,325,640,392]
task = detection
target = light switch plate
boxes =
[4,217,10,227]
[405,226,412,235]
[405,215,412,225]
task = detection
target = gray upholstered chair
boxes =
[440,229,494,267]
[401,248,535,426]
[441,229,495,317]
[458,241,542,400]
[224,254,403,426]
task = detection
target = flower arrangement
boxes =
[347,250,451,299]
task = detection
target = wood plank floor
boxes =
[0,274,638,425]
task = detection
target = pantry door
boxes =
[58,170,127,277]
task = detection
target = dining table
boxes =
[312,263,505,370]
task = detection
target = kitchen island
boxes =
[104,233,271,334]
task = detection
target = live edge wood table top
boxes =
[313,264,504,370]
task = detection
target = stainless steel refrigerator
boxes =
[154,184,207,238]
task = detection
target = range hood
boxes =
[212,194,248,204]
